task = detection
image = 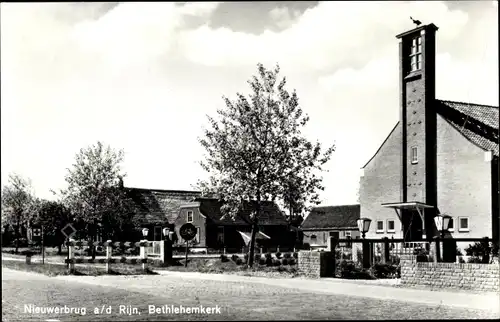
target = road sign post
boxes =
[61,224,77,269]
[179,223,197,268]
[41,226,45,265]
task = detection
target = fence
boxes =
[146,241,162,257]
[170,245,298,256]
[65,240,153,273]
[326,236,497,278]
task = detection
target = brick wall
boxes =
[360,123,404,239]
[436,115,493,246]
[298,251,335,278]
[401,257,500,292]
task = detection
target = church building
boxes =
[359,22,499,247]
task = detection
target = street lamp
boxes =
[357,218,372,239]
[434,214,452,238]
[142,228,149,239]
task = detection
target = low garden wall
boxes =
[298,251,334,278]
[401,257,500,292]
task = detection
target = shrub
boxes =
[283,252,292,259]
[236,258,243,265]
[266,257,273,266]
[254,254,261,262]
[281,258,289,265]
[244,253,249,263]
[456,247,462,256]
[273,259,281,266]
[302,243,311,250]
[293,252,298,259]
[288,258,296,265]
[265,252,272,259]
[231,254,239,262]
[370,263,400,279]
[275,252,282,259]
[458,257,466,263]
[259,258,266,265]
[467,256,483,263]
[220,254,229,262]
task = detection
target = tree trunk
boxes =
[247,194,261,267]
[248,221,258,267]
[15,216,20,253]
[58,242,62,255]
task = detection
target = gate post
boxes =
[381,237,390,264]
[327,237,338,276]
[362,239,371,269]
[141,240,148,272]
[68,239,75,273]
[105,240,112,273]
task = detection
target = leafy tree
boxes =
[1,173,38,253]
[33,199,73,254]
[60,141,133,258]
[199,63,334,266]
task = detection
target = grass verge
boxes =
[1,259,157,276]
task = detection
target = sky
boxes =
[1,1,498,207]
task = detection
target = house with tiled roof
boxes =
[174,198,294,251]
[301,205,361,248]
[359,23,499,249]
[123,186,201,241]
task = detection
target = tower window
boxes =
[409,36,422,72]
[411,147,418,164]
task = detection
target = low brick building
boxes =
[359,23,499,249]
[301,205,361,248]
[174,198,294,250]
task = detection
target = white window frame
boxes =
[376,220,384,233]
[310,234,317,243]
[458,217,469,232]
[411,146,418,164]
[387,220,396,233]
[410,36,422,72]
[447,217,455,232]
[187,211,193,223]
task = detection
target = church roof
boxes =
[436,100,498,156]
[362,99,499,168]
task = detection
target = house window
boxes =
[387,220,395,233]
[310,234,317,244]
[187,211,193,223]
[410,36,422,72]
[376,220,384,233]
[458,217,469,232]
[447,217,455,232]
[411,147,418,164]
[195,227,200,243]
[344,231,352,238]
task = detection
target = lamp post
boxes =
[356,218,372,239]
[142,228,149,239]
[433,214,451,238]
[162,227,173,265]
[356,218,372,269]
[433,214,451,262]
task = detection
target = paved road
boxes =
[2,268,499,321]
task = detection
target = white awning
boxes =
[237,231,271,245]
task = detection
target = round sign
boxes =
[179,223,197,241]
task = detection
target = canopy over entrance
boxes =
[382,201,434,239]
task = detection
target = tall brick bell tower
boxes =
[396,23,439,241]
